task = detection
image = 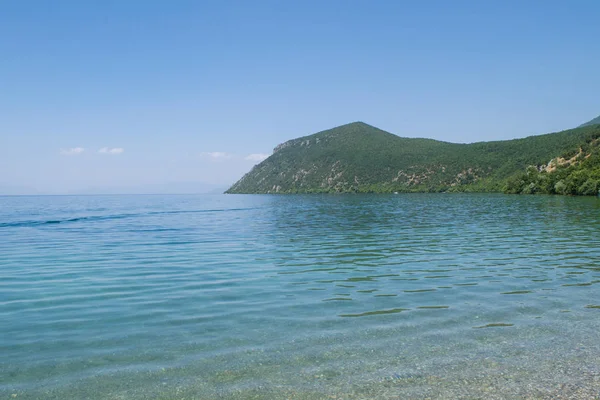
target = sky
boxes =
[1,0,599,194]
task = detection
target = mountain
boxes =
[580,114,600,127]
[226,122,600,195]
[504,129,600,195]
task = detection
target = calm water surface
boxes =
[1,194,600,399]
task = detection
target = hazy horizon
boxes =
[0,181,230,196]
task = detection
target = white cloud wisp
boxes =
[244,153,269,163]
[201,152,232,160]
[99,147,124,155]
[60,147,85,155]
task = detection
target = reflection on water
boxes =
[1,193,600,399]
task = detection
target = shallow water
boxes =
[1,194,600,399]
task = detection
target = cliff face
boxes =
[226,122,600,194]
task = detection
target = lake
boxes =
[1,194,600,399]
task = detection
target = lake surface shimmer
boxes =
[2,194,600,399]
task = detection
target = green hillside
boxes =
[580,114,600,127]
[504,136,600,195]
[226,122,600,195]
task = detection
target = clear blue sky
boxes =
[1,0,599,194]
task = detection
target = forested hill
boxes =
[580,115,600,127]
[226,122,600,195]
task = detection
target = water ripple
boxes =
[1,194,600,398]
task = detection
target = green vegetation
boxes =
[226,121,600,195]
[504,137,600,196]
[579,114,600,128]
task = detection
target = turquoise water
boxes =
[1,194,600,399]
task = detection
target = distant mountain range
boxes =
[227,119,600,196]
